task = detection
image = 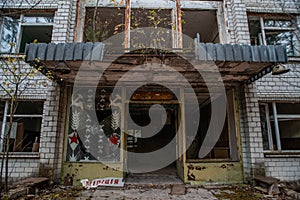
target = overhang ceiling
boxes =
[25,42,287,104]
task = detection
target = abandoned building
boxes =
[0,0,299,186]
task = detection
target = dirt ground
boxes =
[16,184,297,200]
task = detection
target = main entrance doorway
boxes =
[124,101,183,184]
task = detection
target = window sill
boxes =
[288,56,300,62]
[65,161,122,164]
[0,152,40,159]
[264,151,300,158]
[0,53,25,58]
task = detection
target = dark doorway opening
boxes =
[125,102,182,184]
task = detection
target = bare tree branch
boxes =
[0,0,43,16]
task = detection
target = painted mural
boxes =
[66,88,121,162]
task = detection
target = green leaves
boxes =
[0,42,48,99]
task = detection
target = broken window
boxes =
[186,103,230,160]
[182,10,219,48]
[130,9,172,49]
[186,90,237,161]
[259,102,300,151]
[0,16,19,53]
[0,101,44,152]
[248,15,299,57]
[84,7,125,42]
[0,13,53,53]
[84,7,174,48]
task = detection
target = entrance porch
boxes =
[25,42,287,185]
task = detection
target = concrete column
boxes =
[39,82,61,182]
[239,83,266,182]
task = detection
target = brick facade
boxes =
[265,156,300,181]
[0,0,74,182]
[245,0,300,182]
[0,0,299,183]
[238,84,266,181]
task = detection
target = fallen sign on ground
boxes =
[80,177,124,189]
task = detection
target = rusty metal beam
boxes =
[176,0,182,48]
[124,0,131,49]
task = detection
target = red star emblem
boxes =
[109,134,119,145]
[69,133,78,144]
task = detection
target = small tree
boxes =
[0,0,44,195]
[0,43,44,194]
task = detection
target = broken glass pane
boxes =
[0,16,19,53]
[23,15,54,23]
[266,31,296,56]
[259,105,270,150]
[279,120,300,150]
[264,19,293,28]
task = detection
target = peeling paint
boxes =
[63,173,74,186]
[195,166,207,171]
[187,170,195,181]
[187,164,194,170]
[62,163,123,186]
[220,164,227,169]
[185,162,243,185]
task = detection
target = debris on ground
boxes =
[17,185,84,200]
[10,181,300,200]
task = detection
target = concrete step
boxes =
[125,172,183,188]
[6,177,49,199]
[254,176,280,195]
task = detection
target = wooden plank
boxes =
[227,89,239,161]
[180,87,186,174]
[13,123,24,152]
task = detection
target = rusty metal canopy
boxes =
[25,42,288,86]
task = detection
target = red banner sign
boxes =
[80,177,124,188]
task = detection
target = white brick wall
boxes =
[265,157,300,181]
[245,0,299,13]
[256,64,300,181]
[2,157,40,182]
[0,0,74,182]
[238,83,266,182]
[257,64,300,99]
[242,0,300,182]
[0,0,59,9]
[225,0,251,44]
[0,77,61,181]
[51,0,77,43]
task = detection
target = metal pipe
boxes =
[176,0,182,48]
[260,17,267,45]
[124,0,131,49]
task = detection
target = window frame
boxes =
[82,6,224,48]
[0,100,44,153]
[260,102,300,152]
[0,13,54,53]
[249,15,299,57]
[185,89,239,162]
